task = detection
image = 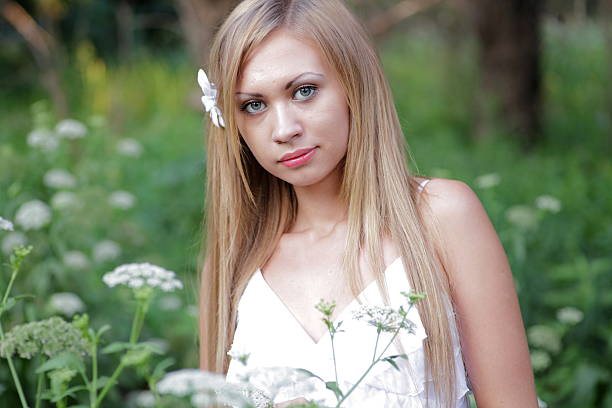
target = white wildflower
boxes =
[159,295,182,311]
[505,205,538,230]
[63,251,90,270]
[15,200,52,230]
[108,190,136,210]
[228,345,251,366]
[556,306,583,325]
[527,325,561,354]
[187,305,198,317]
[475,173,501,189]
[535,195,562,213]
[51,191,81,210]
[538,396,548,408]
[530,350,551,371]
[56,119,87,139]
[43,169,77,189]
[103,262,183,292]
[158,369,254,407]
[352,304,416,333]
[26,129,59,152]
[1,232,28,255]
[93,240,121,263]
[49,292,85,317]
[245,366,316,402]
[0,216,14,231]
[116,138,143,157]
[127,390,155,408]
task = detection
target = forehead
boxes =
[237,29,330,89]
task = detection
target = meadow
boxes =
[0,18,610,407]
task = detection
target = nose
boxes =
[271,103,302,144]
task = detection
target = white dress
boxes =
[226,179,472,407]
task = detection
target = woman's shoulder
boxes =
[414,176,483,221]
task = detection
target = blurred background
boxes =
[0,0,610,407]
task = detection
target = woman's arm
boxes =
[423,178,539,408]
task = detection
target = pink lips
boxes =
[278,147,317,168]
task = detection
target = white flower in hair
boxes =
[197,68,225,128]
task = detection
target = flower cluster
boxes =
[43,168,77,189]
[116,138,143,157]
[535,195,562,213]
[93,240,121,263]
[157,369,255,408]
[55,119,87,139]
[475,173,501,189]
[108,190,136,210]
[49,292,86,317]
[314,299,336,318]
[0,316,90,359]
[556,306,583,325]
[102,262,183,292]
[0,216,14,231]
[15,200,52,230]
[352,305,416,334]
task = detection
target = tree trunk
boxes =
[175,0,238,67]
[472,0,543,148]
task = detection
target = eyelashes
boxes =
[239,85,319,114]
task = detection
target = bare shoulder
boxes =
[418,177,483,220]
[417,177,501,281]
[418,177,539,406]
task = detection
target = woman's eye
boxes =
[242,100,266,114]
[294,85,317,100]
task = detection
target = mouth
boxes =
[278,147,318,168]
[278,147,317,162]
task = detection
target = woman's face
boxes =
[234,28,350,187]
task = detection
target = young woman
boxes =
[198,1,538,407]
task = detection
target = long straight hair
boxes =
[198,1,457,406]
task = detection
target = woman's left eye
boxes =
[294,85,317,101]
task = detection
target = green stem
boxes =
[95,361,126,407]
[95,299,147,407]
[35,363,44,408]
[3,350,30,408]
[335,305,414,407]
[1,267,19,309]
[329,331,340,402]
[90,338,98,408]
[0,284,30,408]
[372,329,381,364]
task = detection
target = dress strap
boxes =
[417,178,431,192]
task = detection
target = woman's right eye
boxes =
[241,100,266,114]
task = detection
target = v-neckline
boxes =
[255,256,403,346]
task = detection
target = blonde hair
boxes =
[198,1,457,406]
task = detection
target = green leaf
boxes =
[152,357,175,380]
[325,381,344,399]
[96,324,111,338]
[101,341,132,354]
[382,357,400,371]
[96,376,110,389]
[0,295,31,313]
[138,341,165,355]
[295,368,325,383]
[50,385,88,402]
[121,348,151,366]
[36,352,85,376]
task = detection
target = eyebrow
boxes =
[235,72,325,98]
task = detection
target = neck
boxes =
[290,164,347,238]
